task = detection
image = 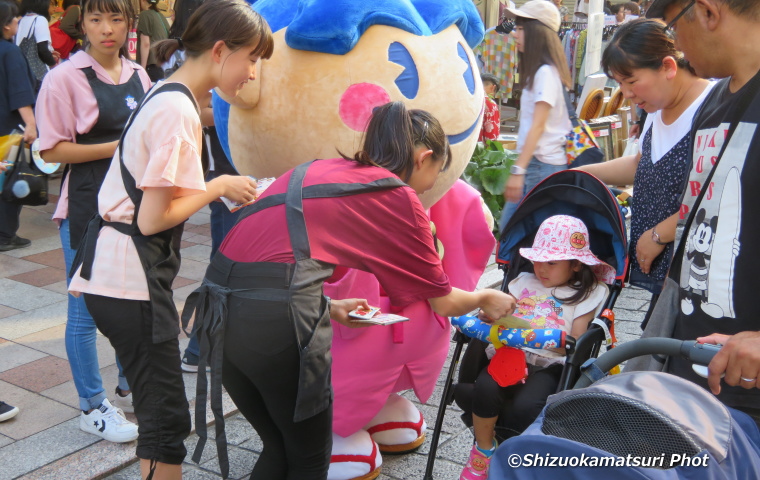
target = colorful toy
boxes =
[450,315,567,350]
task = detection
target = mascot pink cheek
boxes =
[339,83,391,131]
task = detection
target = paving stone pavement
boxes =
[0,176,651,479]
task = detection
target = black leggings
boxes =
[223,308,332,480]
[471,363,563,436]
[84,294,191,464]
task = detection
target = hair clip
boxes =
[418,120,429,144]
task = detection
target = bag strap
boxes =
[24,16,39,41]
[155,10,170,37]
[670,74,760,274]
[563,87,600,149]
[563,88,581,128]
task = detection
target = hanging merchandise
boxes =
[474,28,518,100]
[559,22,587,92]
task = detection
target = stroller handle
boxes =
[573,338,722,389]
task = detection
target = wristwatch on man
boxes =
[510,164,527,175]
[651,227,667,245]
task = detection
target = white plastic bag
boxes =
[623,137,639,157]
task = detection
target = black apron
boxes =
[66,66,145,250]
[181,160,405,478]
[72,82,200,344]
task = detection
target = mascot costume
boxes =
[212,1,495,478]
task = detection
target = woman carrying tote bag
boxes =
[15,0,59,83]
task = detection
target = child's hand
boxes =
[213,175,257,204]
[329,298,372,328]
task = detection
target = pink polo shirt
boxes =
[35,51,152,222]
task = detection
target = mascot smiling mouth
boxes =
[448,105,484,145]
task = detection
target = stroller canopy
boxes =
[489,371,760,479]
[498,170,628,281]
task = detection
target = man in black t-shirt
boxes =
[644,0,760,425]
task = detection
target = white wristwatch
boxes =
[510,164,527,175]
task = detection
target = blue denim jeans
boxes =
[185,171,240,358]
[499,159,567,234]
[60,219,129,410]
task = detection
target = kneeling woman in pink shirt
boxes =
[66,1,272,479]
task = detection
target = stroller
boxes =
[489,337,760,478]
[424,170,629,479]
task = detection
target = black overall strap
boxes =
[180,268,291,478]
[72,214,139,279]
[118,82,198,222]
[78,66,144,144]
[285,161,312,260]
[235,171,406,226]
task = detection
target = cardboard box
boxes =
[497,134,518,151]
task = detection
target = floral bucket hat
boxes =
[519,215,617,283]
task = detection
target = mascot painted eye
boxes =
[388,42,420,99]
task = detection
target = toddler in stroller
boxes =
[458,214,617,480]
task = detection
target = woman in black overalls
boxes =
[182,102,517,479]
[36,0,150,442]
[67,2,274,479]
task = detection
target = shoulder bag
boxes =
[1,143,49,206]
[563,89,605,167]
[19,16,48,83]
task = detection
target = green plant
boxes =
[461,140,518,227]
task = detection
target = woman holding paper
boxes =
[182,101,517,479]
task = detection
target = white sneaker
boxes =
[112,388,134,414]
[79,398,138,443]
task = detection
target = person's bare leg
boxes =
[140,460,181,480]
[472,413,497,450]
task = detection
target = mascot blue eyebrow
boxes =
[252,0,484,54]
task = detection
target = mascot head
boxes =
[214,0,485,208]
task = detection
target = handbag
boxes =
[19,16,48,83]
[49,8,78,60]
[563,89,605,167]
[1,142,48,206]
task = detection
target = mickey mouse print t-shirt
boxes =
[508,272,607,364]
[668,69,760,410]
